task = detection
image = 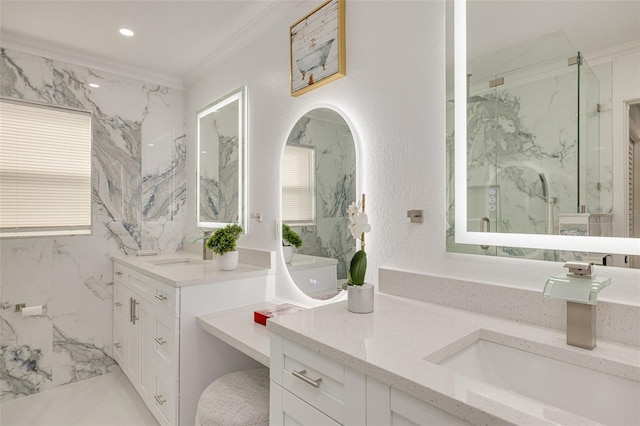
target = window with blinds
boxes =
[281,144,315,225]
[0,98,92,238]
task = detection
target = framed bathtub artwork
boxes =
[290,0,346,96]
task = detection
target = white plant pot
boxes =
[283,246,294,264]
[218,250,239,271]
[347,283,374,314]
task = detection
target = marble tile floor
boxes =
[0,367,158,426]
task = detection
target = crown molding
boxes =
[181,0,304,87]
[1,32,185,90]
[1,0,308,90]
[584,40,640,67]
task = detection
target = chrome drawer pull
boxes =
[154,394,167,405]
[155,337,167,345]
[130,298,139,324]
[114,343,121,349]
[292,369,322,388]
[154,294,168,301]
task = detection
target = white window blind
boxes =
[281,144,315,225]
[0,98,92,238]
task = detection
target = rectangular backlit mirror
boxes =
[452,0,640,257]
[196,86,247,230]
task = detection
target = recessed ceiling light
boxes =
[119,28,134,37]
[89,83,100,88]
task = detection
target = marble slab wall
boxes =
[446,61,608,261]
[0,48,186,401]
[198,104,239,224]
[287,115,356,279]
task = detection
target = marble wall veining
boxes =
[0,48,186,401]
[286,114,356,279]
[446,58,611,262]
[198,102,240,224]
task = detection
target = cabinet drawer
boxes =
[113,283,128,319]
[151,281,179,318]
[151,366,177,426]
[113,264,127,284]
[282,387,340,426]
[113,312,128,366]
[128,268,154,299]
[281,339,345,424]
[151,309,178,371]
[390,388,471,426]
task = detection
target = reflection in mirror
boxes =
[446,0,640,266]
[197,87,246,229]
[281,108,356,299]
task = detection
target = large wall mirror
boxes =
[280,107,358,299]
[446,0,640,265]
[197,87,247,229]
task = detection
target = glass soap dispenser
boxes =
[543,262,610,349]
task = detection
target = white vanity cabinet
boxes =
[112,254,273,426]
[367,378,471,425]
[113,263,180,426]
[270,334,367,425]
[270,333,470,426]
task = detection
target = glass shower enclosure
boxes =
[446,33,601,260]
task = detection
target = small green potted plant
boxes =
[346,195,373,313]
[282,223,302,264]
[206,224,243,270]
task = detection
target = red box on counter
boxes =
[254,303,304,326]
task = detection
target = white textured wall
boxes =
[187,1,640,306]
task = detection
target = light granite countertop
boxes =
[267,293,640,426]
[112,249,273,287]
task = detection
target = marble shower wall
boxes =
[0,48,186,401]
[446,61,603,261]
[287,115,356,279]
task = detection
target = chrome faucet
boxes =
[543,262,610,349]
[202,230,213,260]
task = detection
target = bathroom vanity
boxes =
[196,270,639,425]
[111,249,274,426]
[266,281,640,425]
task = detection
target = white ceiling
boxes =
[2,1,639,89]
[0,0,301,89]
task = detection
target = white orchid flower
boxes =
[347,201,360,220]
[349,211,371,239]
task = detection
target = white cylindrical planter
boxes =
[283,246,294,264]
[218,250,239,271]
[347,283,374,314]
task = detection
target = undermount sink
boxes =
[148,258,204,266]
[437,338,640,425]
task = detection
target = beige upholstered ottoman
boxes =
[195,368,269,426]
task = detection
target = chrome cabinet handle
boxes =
[114,343,121,349]
[292,369,322,388]
[154,337,167,345]
[154,394,166,405]
[154,294,168,301]
[130,298,139,324]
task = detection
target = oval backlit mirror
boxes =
[280,107,358,299]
